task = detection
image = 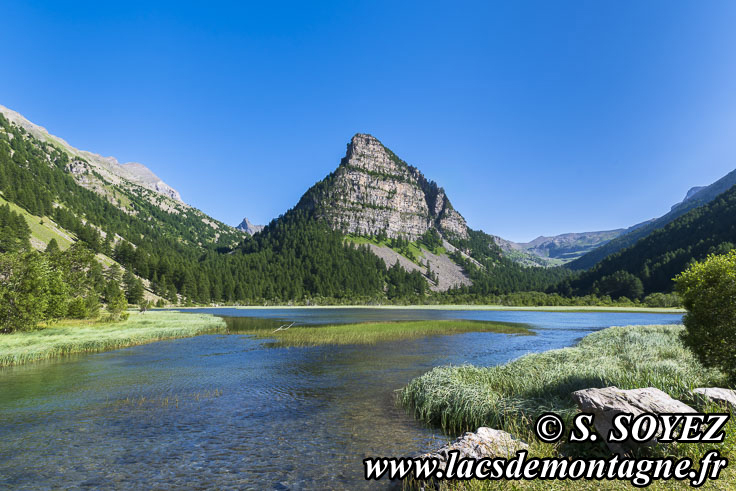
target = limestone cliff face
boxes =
[296,133,468,240]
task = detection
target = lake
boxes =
[0,309,682,490]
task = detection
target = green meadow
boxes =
[0,311,225,366]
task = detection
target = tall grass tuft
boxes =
[229,319,532,347]
[401,325,726,434]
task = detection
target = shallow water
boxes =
[0,309,682,490]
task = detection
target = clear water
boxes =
[0,309,682,490]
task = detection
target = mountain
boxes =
[236,217,264,235]
[0,104,250,307]
[568,169,736,270]
[494,229,626,266]
[559,182,736,298]
[0,104,183,203]
[1,103,564,304]
[294,133,468,241]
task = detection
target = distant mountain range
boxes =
[494,229,627,267]
[567,169,736,270]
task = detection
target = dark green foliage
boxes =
[560,183,736,297]
[592,270,644,300]
[419,228,443,252]
[0,240,116,331]
[123,269,145,304]
[642,292,681,308]
[0,204,31,253]
[0,251,49,332]
[675,251,736,382]
[224,209,421,302]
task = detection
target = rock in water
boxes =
[572,386,696,454]
[693,388,736,411]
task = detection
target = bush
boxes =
[643,292,681,308]
[66,297,89,319]
[675,250,736,382]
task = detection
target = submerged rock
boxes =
[693,388,736,411]
[572,386,696,454]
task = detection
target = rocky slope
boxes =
[295,133,468,241]
[0,104,182,203]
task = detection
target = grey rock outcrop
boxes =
[296,133,468,241]
[418,427,528,470]
[572,387,697,454]
[236,217,264,235]
[693,388,736,411]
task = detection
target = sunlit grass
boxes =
[231,319,532,347]
[401,325,723,434]
[400,324,735,490]
[0,311,226,366]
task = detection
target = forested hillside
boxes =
[445,229,571,296]
[0,113,429,309]
[0,109,597,312]
[568,168,736,270]
[558,184,736,298]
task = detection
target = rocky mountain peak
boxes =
[296,134,468,241]
[340,133,407,176]
[236,217,264,235]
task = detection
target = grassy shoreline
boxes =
[173,305,685,313]
[400,324,734,489]
[401,324,720,433]
[0,311,226,367]
[227,319,532,347]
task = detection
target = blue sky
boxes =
[3,1,736,242]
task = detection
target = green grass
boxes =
[346,234,427,265]
[400,325,735,489]
[229,319,532,347]
[0,311,226,366]
[401,325,723,434]
[0,193,74,249]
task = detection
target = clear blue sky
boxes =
[3,1,736,242]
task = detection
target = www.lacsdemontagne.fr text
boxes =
[364,449,727,487]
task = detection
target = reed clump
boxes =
[401,325,725,434]
[235,320,532,347]
[401,325,736,490]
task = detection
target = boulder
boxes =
[571,386,696,454]
[418,427,528,470]
[693,388,736,411]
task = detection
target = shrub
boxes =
[675,250,736,381]
[66,297,89,319]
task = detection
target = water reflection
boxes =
[0,309,682,489]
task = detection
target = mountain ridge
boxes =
[0,104,183,203]
[569,167,736,270]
